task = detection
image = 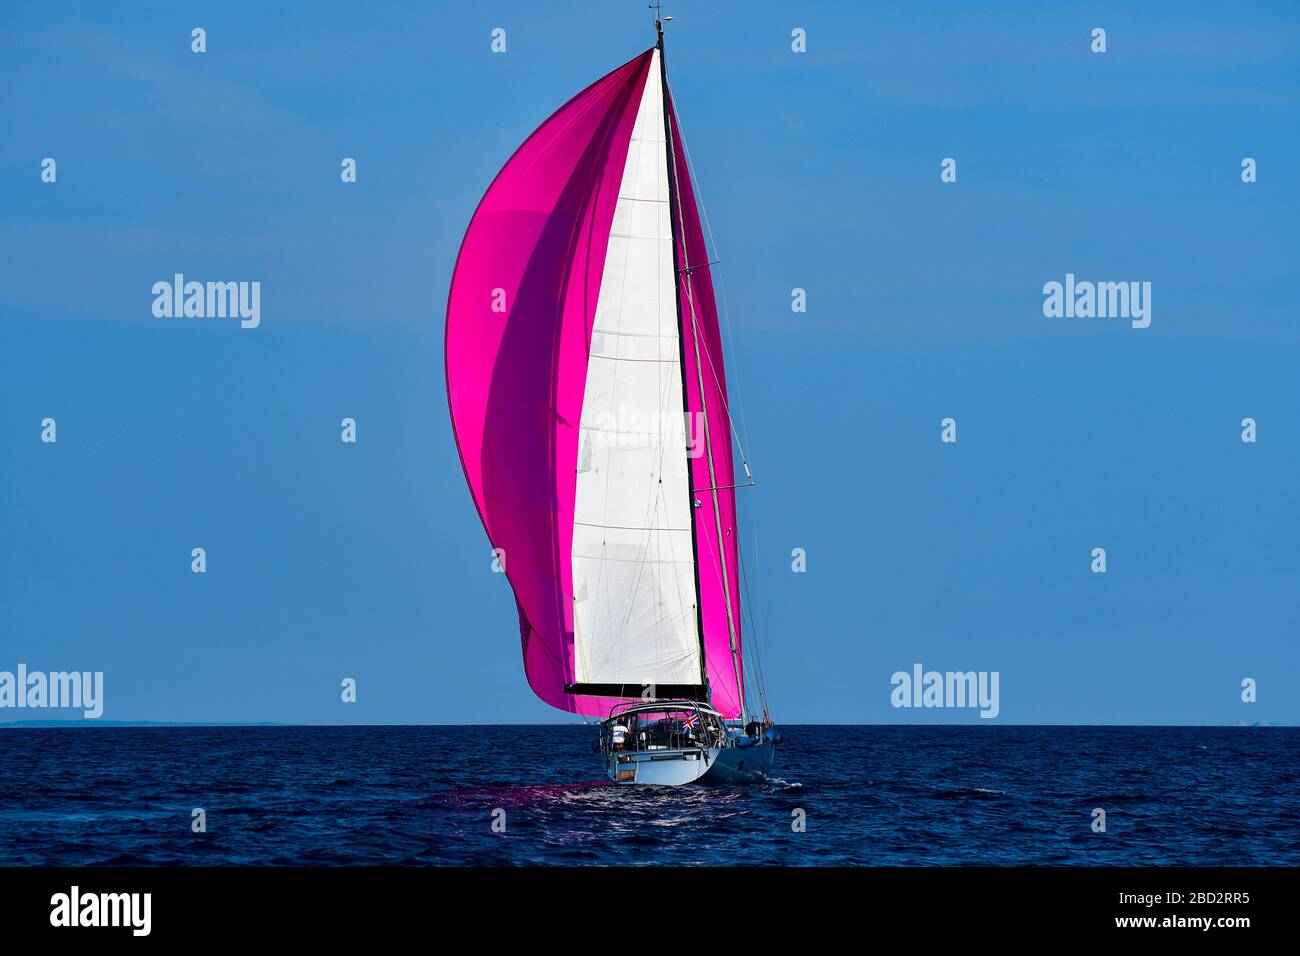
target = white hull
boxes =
[599,701,778,786]
[605,739,776,786]
[607,747,720,786]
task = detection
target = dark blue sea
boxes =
[0,726,1295,866]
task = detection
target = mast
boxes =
[657,11,747,722]
[656,13,709,699]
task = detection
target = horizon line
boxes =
[0,720,1290,729]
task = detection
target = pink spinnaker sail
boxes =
[445,47,744,719]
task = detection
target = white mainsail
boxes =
[570,49,702,691]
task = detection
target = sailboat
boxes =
[445,13,779,786]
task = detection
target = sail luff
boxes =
[656,28,711,695]
[664,83,747,720]
[666,129,745,721]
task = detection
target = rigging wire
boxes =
[672,100,754,716]
[669,93,772,718]
[672,110,757,478]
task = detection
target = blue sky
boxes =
[1,2,1296,724]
